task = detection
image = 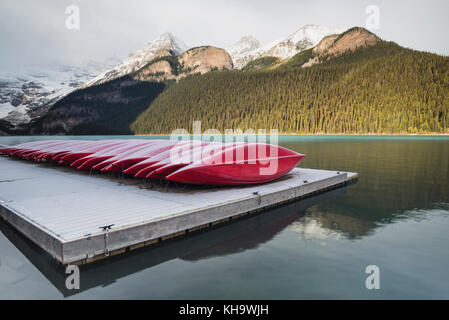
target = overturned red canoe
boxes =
[5,140,67,158]
[71,140,152,170]
[149,142,238,179]
[56,140,128,163]
[166,143,305,185]
[22,141,88,160]
[35,141,94,162]
[123,141,193,176]
[98,140,170,172]
[1,139,305,186]
[136,141,214,179]
[102,143,171,172]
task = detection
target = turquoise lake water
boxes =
[0,135,448,299]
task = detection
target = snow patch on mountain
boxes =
[82,32,189,88]
[0,58,121,126]
[230,24,345,69]
[226,35,261,60]
[0,32,188,128]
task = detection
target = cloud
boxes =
[0,0,448,73]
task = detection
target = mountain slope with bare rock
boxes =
[30,43,232,134]
[228,24,344,69]
[6,26,448,136]
[81,33,188,87]
[0,58,121,132]
[301,27,381,67]
[133,46,233,82]
[131,27,449,134]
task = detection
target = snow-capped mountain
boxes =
[230,24,345,69]
[225,35,261,66]
[0,58,121,127]
[82,32,189,88]
[0,27,344,130]
[0,32,188,129]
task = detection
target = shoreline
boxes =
[1,133,449,138]
[134,133,449,136]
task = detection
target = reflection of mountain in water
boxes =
[299,207,376,239]
[288,216,343,240]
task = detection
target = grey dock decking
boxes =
[0,156,357,265]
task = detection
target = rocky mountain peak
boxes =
[302,27,382,68]
[179,46,234,74]
[313,27,381,58]
[134,46,233,82]
[264,24,345,58]
[150,32,188,55]
[324,27,380,56]
[229,24,344,69]
[226,35,261,58]
[81,32,188,88]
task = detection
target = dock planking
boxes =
[0,155,357,265]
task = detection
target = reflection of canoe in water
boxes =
[0,139,305,186]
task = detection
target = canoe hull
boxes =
[166,155,304,186]
[2,139,306,186]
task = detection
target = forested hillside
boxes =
[131,41,449,134]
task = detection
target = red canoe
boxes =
[123,141,192,176]
[75,140,156,170]
[91,141,162,171]
[7,140,68,158]
[23,141,84,160]
[133,141,211,178]
[69,141,135,168]
[166,143,305,185]
[35,141,94,162]
[2,139,305,186]
[94,140,168,171]
[149,142,236,179]
[101,140,173,173]
[57,140,128,163]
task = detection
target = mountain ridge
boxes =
[81,32,189,88]
[130,28,449,135]
[228,24,345,68]
[2,26,448,135]
[0,25,342,131]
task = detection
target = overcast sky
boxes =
[1,0,448,72]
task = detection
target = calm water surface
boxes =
[0,135,448,299]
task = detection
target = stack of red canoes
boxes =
[0,139,305,186]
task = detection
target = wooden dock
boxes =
[0,155,357,265]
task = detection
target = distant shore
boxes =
[134,132,449,136]
[1,133,448,138]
